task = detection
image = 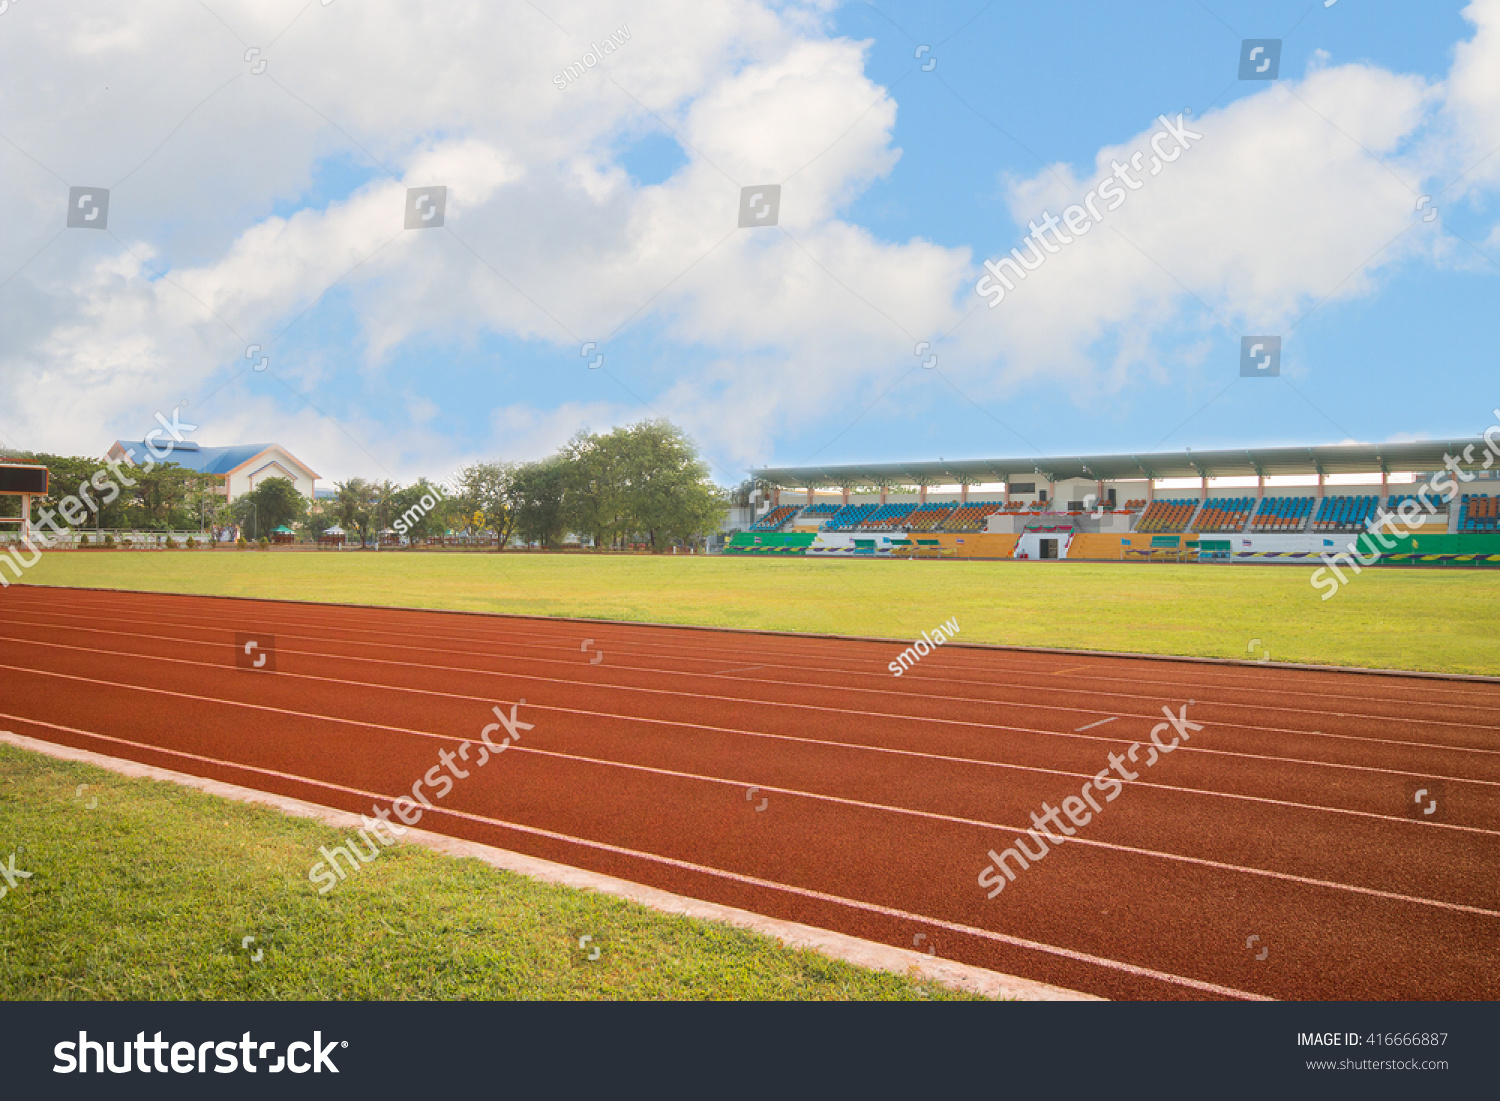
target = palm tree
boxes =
[334,478,375,546]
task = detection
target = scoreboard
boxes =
[0,463,49,495]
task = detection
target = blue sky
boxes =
[2,0,1498,486]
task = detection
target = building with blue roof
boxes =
[105,440,320,503]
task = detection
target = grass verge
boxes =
[0,743,974,1000]
[14,550,1500,674]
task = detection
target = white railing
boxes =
[0,529,214,549]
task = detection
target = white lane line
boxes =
[4,630,1498,779]
[0,716,1270,1000]
[713,665,765,675]
[1075,717,1118,732]
[3,674,1499,916]
[6,599,1495,730]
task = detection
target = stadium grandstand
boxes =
[719,439,1500,565]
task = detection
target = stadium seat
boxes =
[821,503,878,531]
[1460,494,1499,533]
[941,501,1003,532]
[1191,497,1254,533]
[749,505,798,532]
[1311,494,1379,533]
[904,503,957,532]
[1250,496,1313,533]
[1135,499,1197,534]
[858,503,917,531]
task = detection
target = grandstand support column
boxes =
[879,484,888,505]
[772,487,780,507]
[1200,475,1208,504]
[919,484,927,504]
[960,482,969,504]
[841,485,849,506]
[1317,472,1325,496]
[806,487,814,506]
[1381,470,1389,500]
[1003,482,1011,505]
[1147,479,1155,503]
[1257,475,1265,500]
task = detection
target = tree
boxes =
[233,477,307,540]
[559,431,627,549]
[333,478,375,546]
[547,420,726,550]
[455,461,518,547]
[609,420,726,550]
[118,461,196,530]
[510,461,568,547]
[202,494,235,545]
[387,479,452,542]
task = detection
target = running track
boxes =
[1,585,1497,1001]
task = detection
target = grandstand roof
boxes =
[753,439,1487,488]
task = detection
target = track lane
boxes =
[10,586,1500,724]
[7,589,1499,748]
[4,627,1498,834]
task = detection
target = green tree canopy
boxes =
[233,477,308,539]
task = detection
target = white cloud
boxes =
[2,0,1499,482]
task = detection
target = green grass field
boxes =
[0,744,973,1000]
[14,548,1500,674]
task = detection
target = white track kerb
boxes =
[888,617,961,676]
[307,701,532,893]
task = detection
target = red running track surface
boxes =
[1,585,1497,1000]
